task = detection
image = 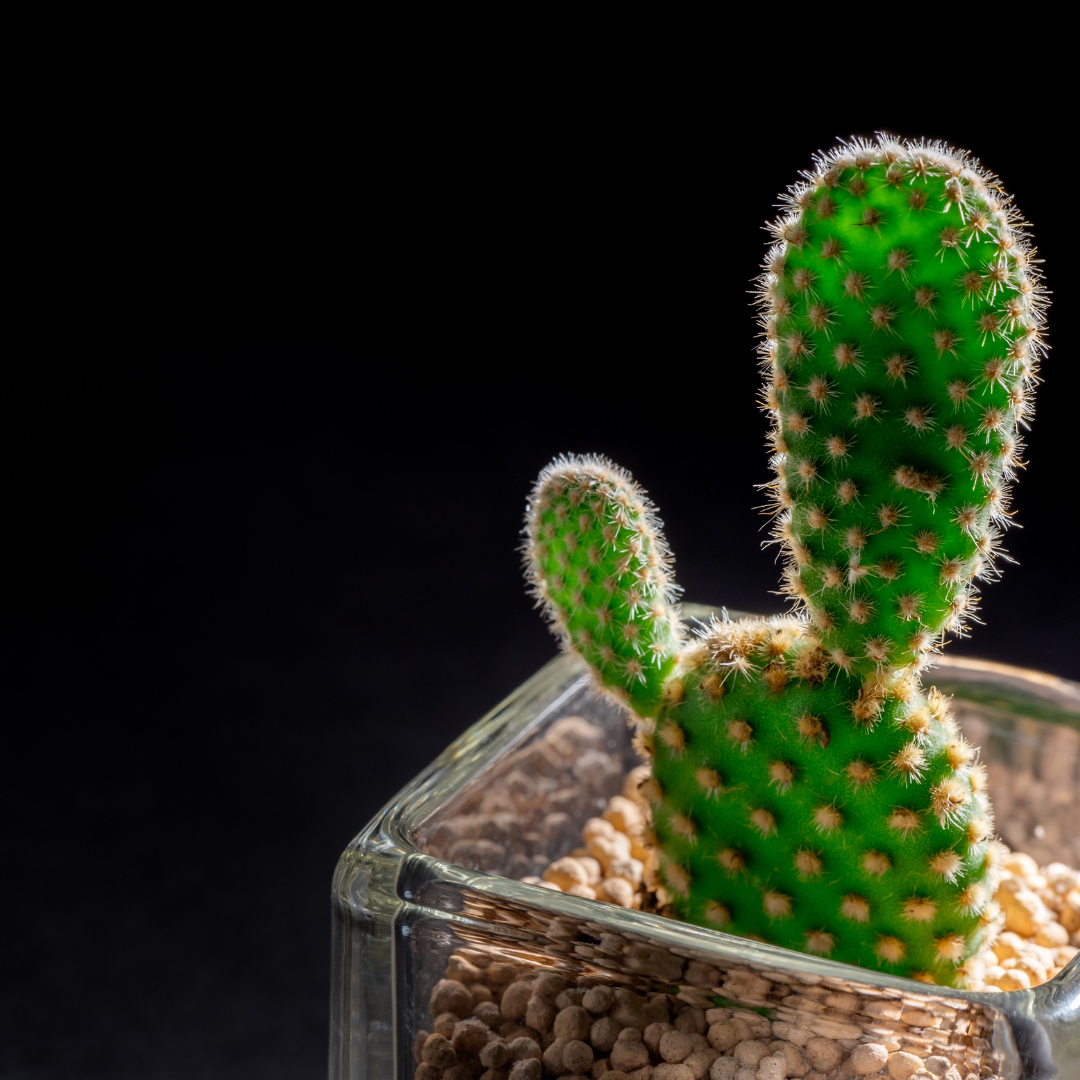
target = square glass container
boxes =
[330,607,1080,1080]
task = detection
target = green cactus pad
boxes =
[524,456,682,719]
[761,136,1045,678]
[650,615,996,983]
[523,136,1045,986]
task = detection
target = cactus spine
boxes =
[524,136,1046,986]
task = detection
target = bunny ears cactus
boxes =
[523,135,1046,986]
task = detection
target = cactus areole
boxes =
[523,135,1047,987]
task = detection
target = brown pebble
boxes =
[767,1041,807,1076]
[660,1029,694,1062]
[887,1050,923,1080]
[707,1019,749,1053]
[430,978,475,1019]
[442,1067,472,1080]
[452,1017,493,1055]
[735,1012,771,1040]
[611,989,659,1030]
[851,1043,889,1074]
[644,1021,673,1053]
[600,877,636,908]
[609,859,644,887]
[575,750,622,796]
[653,1065,694,1080]
[474,1001,502,1027]
[591,1016,624,1053]
[542,811,573,839]
[993,931,1024,961]
[683,961,721,988]
[557,988,587,1010]
[543,1037,568,1073]
[609,1031,650,1072]
[733,1039,770,1067]
[683,1047,718,1078]
[415,1066,443,1080]
[447,837,506,871]
[526,993,556,1033]
[433,1012,459,1038]
[469,982,494,1004]
[509,1059,542,1080]
[1035,921,1070,947]
[804,1038,842,1073]
[588,829,631,863]
[566,882,597,899]
[646,993,670,1009]
[422,1031,458,1068]
[576,855,603,884]
[414,1029,430,1065]
[756,1053,786,1080]
[563,1039,595,1075]
[481,1039,511,1069]
[532,971,568,998]
[996,968,1031,991]
[555,1005,592,1042]
[674,1007,706,1035]
[501,982,533,1021]
[446,955,482,983]
[508,1036,543,1061]
[502,1025,541,1044]
[1001,885,1046,937]
[545,715,604,757]
[583,985,614,1015]
[603,795,645,835]
[518,738,566,778]
[486,963,517,987]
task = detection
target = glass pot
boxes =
[330,607,1080,1080]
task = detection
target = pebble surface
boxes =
[417,964,1007,1079]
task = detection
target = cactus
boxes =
[523,135,1046,986]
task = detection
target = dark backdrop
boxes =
[6,90,1078,1078]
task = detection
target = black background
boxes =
[6,77,1078,1078]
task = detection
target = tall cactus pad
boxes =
[761,136,1045,678]
[525,456,681,718]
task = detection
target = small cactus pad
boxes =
[524,456,682,718]
[523,136,1046,986]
